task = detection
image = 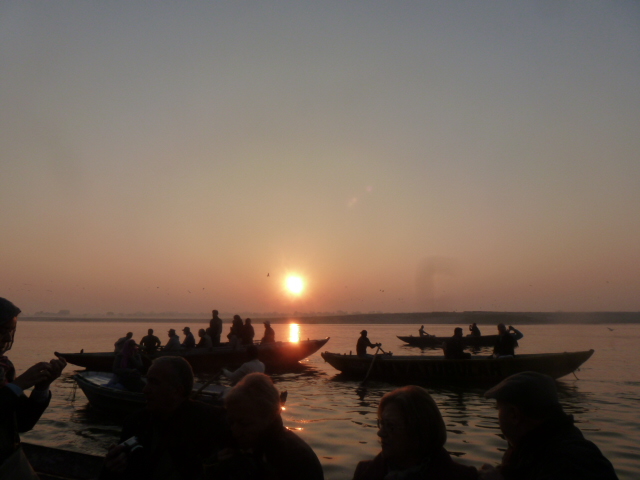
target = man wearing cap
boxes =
[356,330,381,357]
[181,327,196,349]
[164,329,181,351]
[480,371,618,480]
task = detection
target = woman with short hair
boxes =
[353,385,477,480]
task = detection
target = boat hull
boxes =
[321,350,595,383]
[73,371,227,416]
[58,338,330,373]
[397,334,500,348]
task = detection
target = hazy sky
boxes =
[2,1,639,315]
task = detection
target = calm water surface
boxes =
[11,321,640,480]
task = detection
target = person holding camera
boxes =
[492,324,524,358]
[101,356,229,480]
[0,297,67,479]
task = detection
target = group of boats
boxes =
[31,328,595,479]
[64,330,595,417]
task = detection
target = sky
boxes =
[1,1,639,316]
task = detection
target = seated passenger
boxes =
[443,327,472,359]
[469,322,481,337]
[102,356,229,480]
[164,329,181,351]
[205,372,323,480]
[481,371,618,480]
[353,385,477,480]
[110,338,144,392]
[197,328,213,348]
[261,320,276,344]
[221,345,265,385]
[139,329,161,354]
[181,327,196,349]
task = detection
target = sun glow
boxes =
[285,276,304,295]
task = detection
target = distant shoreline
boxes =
[21,311,640,324]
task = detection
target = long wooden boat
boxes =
[321,349,595,383]
[74,371,228,416]
[397,334,500,348]
[22,442,103,480]
[57,338,330,373]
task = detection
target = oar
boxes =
[361,344,383,385]
[191,370,222,399]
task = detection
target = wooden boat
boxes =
[321,349,595,383]
[57,338,330,373]
[22,442,103,480]
[397,334,500,348]
[74,371,228,416]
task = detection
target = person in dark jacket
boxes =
[491,324,523,358]
[102,356,229,480]
[353,385,477,480]
[0,297,67,478]
[443,327,471,359]
[479,371,618,480]
[206,372,324,480]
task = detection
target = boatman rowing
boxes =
[356,330,381,357]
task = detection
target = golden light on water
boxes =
[289,323,300,343]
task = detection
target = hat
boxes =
[485,371,560,414]
[0,298,21,324]
[360,330,367,335]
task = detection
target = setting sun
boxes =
[285,276,304,295]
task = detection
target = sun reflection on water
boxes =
[289,323,300,343]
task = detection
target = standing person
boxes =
[164,329,181,351]
[480,371,618,480]
[356,330,380,357]
[0,297,67,478]
[181,327,196,349]
[492,324,523,358]
[140,329,161,354]
[114,332,133,353]
[261,320,275,344]
[207,310,223,346]
[353,385,477,480]
[102,356,229,480]
[221,345,265,385]
[443,327,471,359]
[197,329,213,348]
[241,318,255,345]
[205,373,323,480]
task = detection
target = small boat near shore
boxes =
[74,371,228,416]
[321,349,595,383]
[397,334,499,348]
[22,442,103,480]
[58,338,330,373]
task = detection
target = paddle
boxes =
[191,370,222,399]
[361,344,384,385]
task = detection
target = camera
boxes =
[119,436,143,455]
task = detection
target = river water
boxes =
[10,321,640,480]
